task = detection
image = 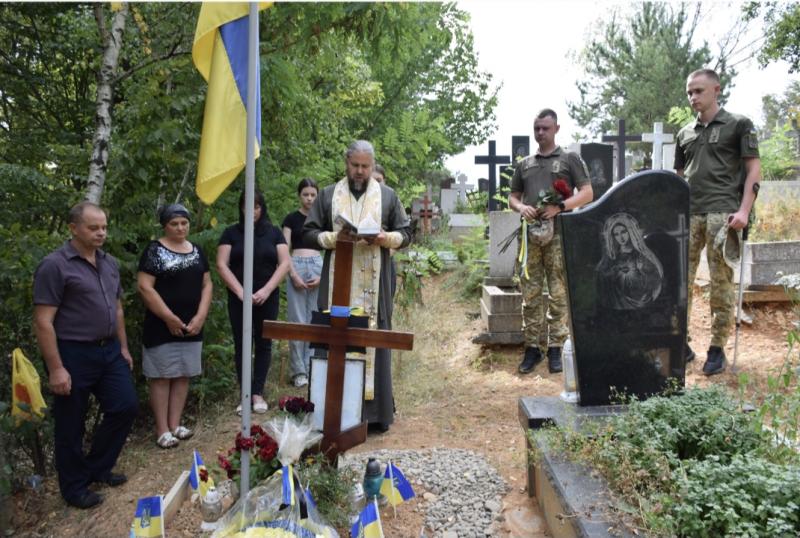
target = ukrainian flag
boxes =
[192,2,271,204]
[129,496,164,538]
[379,462,415,507]
[350,500,384,538]
[189,449,214,498]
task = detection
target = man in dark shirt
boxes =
[675,68,761,375]
[33,202,138,509]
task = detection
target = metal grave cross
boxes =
[474,140,510,212]
[641,122,674,170]
[454,173,472,204]
[601,119,642,181]
[263,239,414,462]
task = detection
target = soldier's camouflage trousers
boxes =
[519,236,569,350]
[688,212,737,348]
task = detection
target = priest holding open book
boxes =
[303,140,411,433]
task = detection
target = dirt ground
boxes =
[7,274,797,538]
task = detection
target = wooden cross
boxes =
[420,186,434,235]
[641,122,674,170]
[601,119,642,181]
[263,239,414,462]
[474,140,510,212]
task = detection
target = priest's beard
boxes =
[348,176,368,193]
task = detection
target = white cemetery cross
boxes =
[641,122,674,170]
[454,173,472,204]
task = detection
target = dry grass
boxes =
[750,195,800,242]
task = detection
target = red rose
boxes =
[235,435,255,451]
[250,424,265,437]
[199,468,209,482]
[278,396,290,410]
[553,179,572,200]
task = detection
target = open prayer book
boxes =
[335,213,381,238]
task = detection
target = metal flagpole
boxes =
[239,1,259,499]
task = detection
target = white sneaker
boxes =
[293,374,308,387]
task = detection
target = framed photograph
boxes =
[309,358,365,432]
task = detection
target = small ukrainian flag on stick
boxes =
[189,449,214,499]
[350,498,384,538]
[380,460,416,510]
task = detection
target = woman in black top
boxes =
[281,178,322,388]
[137,204,212,448]
[217,190,290,415]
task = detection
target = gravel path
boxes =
[341,448,508,537]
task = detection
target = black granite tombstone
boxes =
[440,177,454,190]
[478,178,489,193]
[558,170,689,406]
[579,143,614,199]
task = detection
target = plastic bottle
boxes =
[348,482,366,526]
[560,338,579,403]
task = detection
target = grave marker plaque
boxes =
[579,143,614,199]
[559,170,689,406]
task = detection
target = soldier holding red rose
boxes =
[509,108,593,374]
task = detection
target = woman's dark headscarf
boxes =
[237,189,271,234]
[158,203,191,227]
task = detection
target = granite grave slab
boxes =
[558,170,689,406]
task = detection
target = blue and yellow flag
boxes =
[350,500,383,538]
[281,464,296,506]
[192,2,271,204]
[379,462,415,507]
[189,449,214,498]
[129,496,164,538]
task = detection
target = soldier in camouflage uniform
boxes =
[675,68,761,376]
[509,109,593,374]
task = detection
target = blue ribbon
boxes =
[330,305,351,318]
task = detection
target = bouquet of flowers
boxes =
[217,424,280,486]
[217,396,315,486]
[536,178,573,208]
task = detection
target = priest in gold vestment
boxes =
[303,140,411,432]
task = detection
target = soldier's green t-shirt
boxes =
[674,108,760,215]
[510,146,590,206]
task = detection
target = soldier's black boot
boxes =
[547,346,562,373]
[518,347,542,374]
[702,346,727,376]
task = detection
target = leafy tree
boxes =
[760,80,800,136]
[745,1,800,72]
[760,123,799,181]
[0,2,498,485]
[568,3,721,138]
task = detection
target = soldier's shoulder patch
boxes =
[747,129,759,149]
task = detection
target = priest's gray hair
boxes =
[345,140,375,160]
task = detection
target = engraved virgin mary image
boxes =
[596,213,664,310]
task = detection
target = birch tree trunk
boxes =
[85,3,129,204]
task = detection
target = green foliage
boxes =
[445,224,488,300]
[569,3,722,139]
[760,122,800,181]
[745,1,800,72]
[667,106,695,129]
[0,2,498,491]
[760,80,800,137]
[545,385,800,536]
[296,457,358,530]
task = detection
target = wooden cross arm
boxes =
[263,320,414,351]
